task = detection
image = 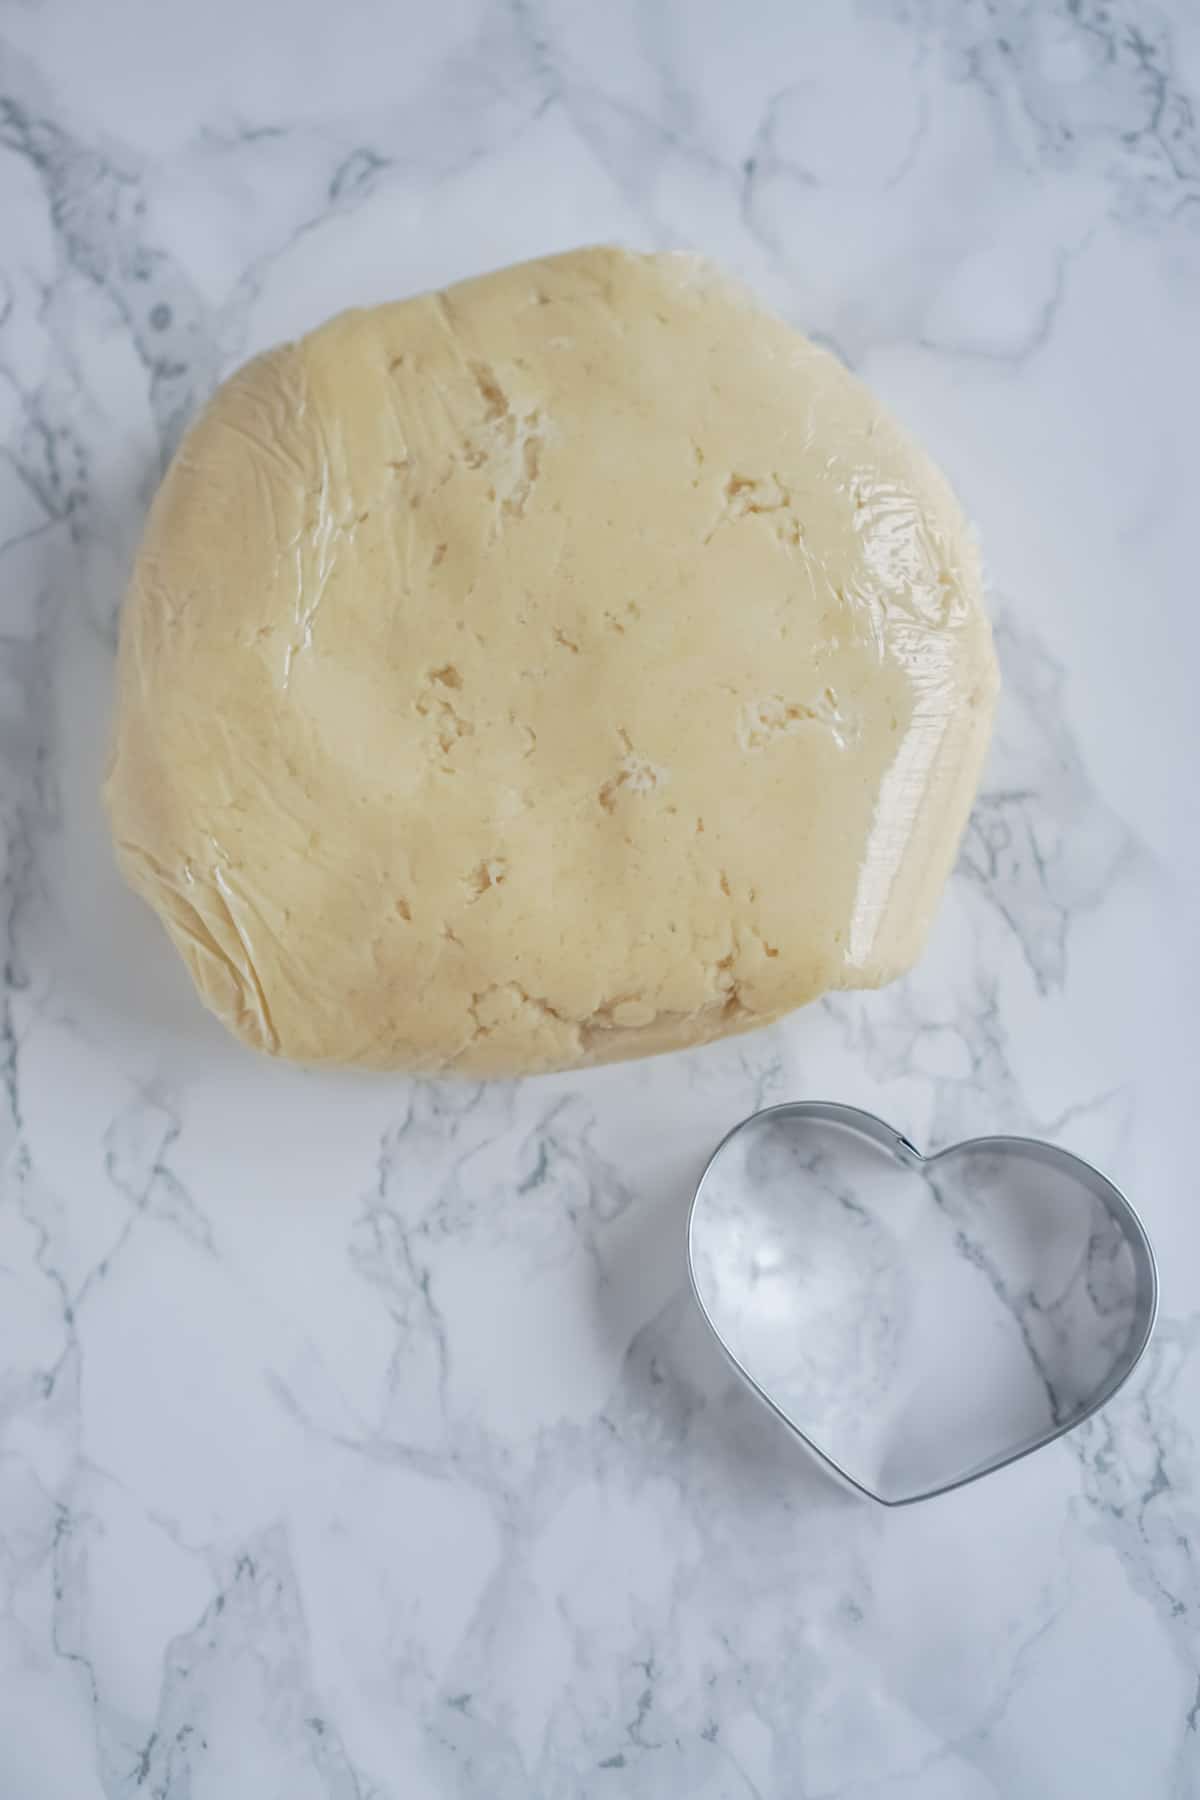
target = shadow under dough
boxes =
[29,447,237,1056]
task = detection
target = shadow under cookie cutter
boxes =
[687,1101,1159,1506]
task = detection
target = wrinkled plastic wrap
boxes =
[104,246,998,1073]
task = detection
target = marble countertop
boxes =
[3,1,1199,1794]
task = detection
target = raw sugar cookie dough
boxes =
[105,247,998,1073]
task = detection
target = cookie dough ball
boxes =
[105,247,997,1073]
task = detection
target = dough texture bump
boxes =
[105,247,998,1073]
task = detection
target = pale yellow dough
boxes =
[105,247,998,1073]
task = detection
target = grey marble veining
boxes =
[2,1,1199,1795]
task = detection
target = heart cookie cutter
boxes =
[687,1101,1159,1505]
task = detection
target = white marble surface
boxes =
[2,0,1199,1793]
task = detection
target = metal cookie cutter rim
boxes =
[686,1100,1160,1506]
